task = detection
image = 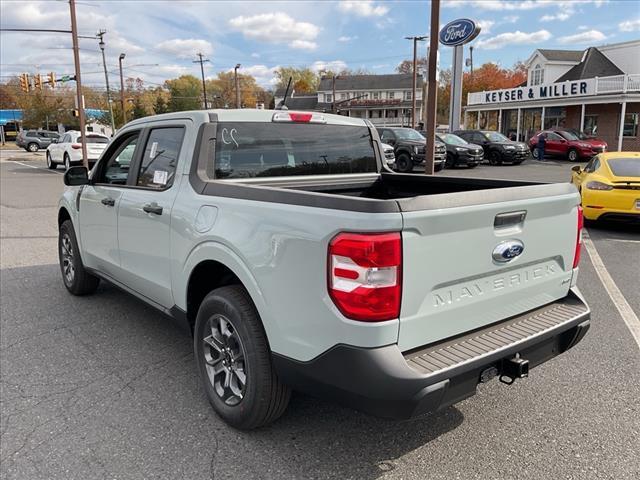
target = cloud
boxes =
[558,30,606,44]
[338,35,358,42]
[156,39,213,58]
[540,12,572,21]
[476,20,495,34]
[233,64,280,86]
[228,12,320,50]
[476,30,552,50]
[310,60,348,73]
[338,1,388,17]
[504,15,520,23]
[251,52,260,58]
[619,18,640,32]
[444,0,606,11]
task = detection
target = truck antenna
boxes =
[276,76,292,110]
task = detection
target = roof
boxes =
[280,96,318,110]
[537,49,584,62]
[318,74,421,91]
[556,47,624,82]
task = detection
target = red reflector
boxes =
[71,144,82,149]
[573,206,583,269]
[289,113,312,122]
[328,232,402,322]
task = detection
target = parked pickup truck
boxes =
[58,109,590,429]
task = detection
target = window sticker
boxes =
[153,169,168,185]
[149,141,158,159]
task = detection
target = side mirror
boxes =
[571,165,581,173]
[64,166,89,186]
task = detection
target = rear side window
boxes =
[607,158,640,177]
[136,127,184,188]
[213,122,377,179]
[79,135,109,144]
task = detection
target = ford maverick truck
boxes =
[58,109,590,429]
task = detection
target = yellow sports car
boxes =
[571,152,640,221]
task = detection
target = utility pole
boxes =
[234,64,241,108]
[424,0,440,175]
[118,53,127,124]
[469,45,474,84]
[405,35,427,129]
[194,53,210,109]
[332,75,337,114]
[69,0,88,168]
[97,30,116,135]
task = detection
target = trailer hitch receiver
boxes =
[499,356,529,385]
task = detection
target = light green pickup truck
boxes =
[58,109,590,429]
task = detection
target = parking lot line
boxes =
[9,160,63,174]
[583,229,640,349]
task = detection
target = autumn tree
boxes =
[274,67,319,93]
[396,58,428,75]
[165,75,201,111]
[206,71,269,108]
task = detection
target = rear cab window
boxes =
[211,122,377,179]
[79,135,109,144]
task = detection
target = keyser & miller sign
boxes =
[470,78,596,105]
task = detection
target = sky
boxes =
[1,0,639,91]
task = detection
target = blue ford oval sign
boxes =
[492,240,525,263]
[439,18,480,47]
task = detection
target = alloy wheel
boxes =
[202,314,247,406]
[60,233,75,284]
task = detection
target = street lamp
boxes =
[97,30,116,135]
[405,35,428,129]
[234,64,241,109]
[118,53,126,125]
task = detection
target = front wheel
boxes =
[395,153,412,173]
[59,220,100,295]
[46,152,57,169]
[194,285,291,429]
[567,148,580,162]
[488,150,502,165]
[531,148,539,159]
[434,163,444,172]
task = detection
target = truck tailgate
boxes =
[398,183,580,352]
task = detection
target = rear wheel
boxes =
[395,153,412,173]
[64,153,71,170]
[434,163,444,172]
[194,285,291,429]
[531,148,539,159]
[46,152,57,169]
[488,150,502,165]
[27,142,39,152]
[567,148,580,162]
[59,220,100,295]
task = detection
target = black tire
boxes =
[434,163,444,172]
[46,152,57,169]
[488,150,502,165]
[395,153,412,173]
[64,153,71,170]
[567,148,580,162]
[59,220,100,295]
[531,147,539,159]
[445,153,455,168]
[27,142,39,152]
[194,285,291,429]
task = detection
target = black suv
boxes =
[15,130,60,152]
[454,130,529,165]
[377,127,445,173]
[436,132,483,168]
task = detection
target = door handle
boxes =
[143,203,163,215]
[101,197,115,207]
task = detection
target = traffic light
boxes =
[72,109,79,117]
[48,72,56,89]
[34,74,42,91]
[19,74,30,93]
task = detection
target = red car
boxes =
[529,129,607,162]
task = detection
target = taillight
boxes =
[328,232,402,322]
[272,111,327,123]
[71,143,82,150]
[573,206,583,268]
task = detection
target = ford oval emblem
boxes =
[439,18,481,47]
[492,240,525,263]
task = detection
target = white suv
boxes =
[46,131,110,170]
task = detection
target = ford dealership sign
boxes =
[439,19,480,47]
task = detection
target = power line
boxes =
[193,53,209,109]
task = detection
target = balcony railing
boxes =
[467,74,640,106]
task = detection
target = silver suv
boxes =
[15,130,59,152]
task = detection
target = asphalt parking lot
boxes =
[1,151,639,480]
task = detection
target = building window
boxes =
[531,64,544,86]
[404,91,412,101]
[372,92,380,100]
[340,93,347,100]
[623,113,639,137]
[326,94,332,103]
[584,115,598,135]
[387,91,395,99]
[544,107,566,129]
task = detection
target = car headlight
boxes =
[586,181,613,191]
[578,143,590,148]
[455,147,467,152]
[503,145,515,150]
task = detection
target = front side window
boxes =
[623,113,639,137]
[546,132,563,141]
[97,133,139,185]
[484,131,509,142]
[213,122,377,179]
[136,127,184,188]
[394,128,424,141]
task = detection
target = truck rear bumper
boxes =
[273,288,590,419]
